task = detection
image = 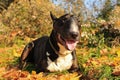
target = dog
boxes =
[19,12,81,73]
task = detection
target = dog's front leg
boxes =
[68,51,81,74]
[69,51,90,80]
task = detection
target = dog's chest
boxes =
[47,52,73,72]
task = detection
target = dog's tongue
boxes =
[65,40,77,51]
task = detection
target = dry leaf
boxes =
[112,65,120,76]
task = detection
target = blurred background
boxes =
[0,0,120,79]
[0,0,120,47]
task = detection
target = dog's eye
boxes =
[57,19,64,27]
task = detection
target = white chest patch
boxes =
[47,53,73,72]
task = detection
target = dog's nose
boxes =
[70,32,79,39]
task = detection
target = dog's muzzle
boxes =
[57,33,79,51]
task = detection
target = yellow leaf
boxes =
[91,61,98,66]
[13,49,20,57]
[117,51,120,57]
[32,71,36,75]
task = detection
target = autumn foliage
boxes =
[0,0,120,80]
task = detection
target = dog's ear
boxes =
[50,12,57,22]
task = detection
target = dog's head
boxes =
[50,12,81,51]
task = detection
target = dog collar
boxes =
[49,38,60,55]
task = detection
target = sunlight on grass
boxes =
[0,0,120,79]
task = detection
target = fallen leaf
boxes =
[112,65,120,76]
[116,51,120,57]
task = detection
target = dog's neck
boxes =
[49,30,72,56]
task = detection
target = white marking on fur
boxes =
[70,21,79,33]
[47,53,73,72]
[46,52,50,56]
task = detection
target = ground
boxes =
[0,41,120,80]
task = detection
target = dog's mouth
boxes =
[58,34,78,51]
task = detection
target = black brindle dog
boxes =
[19,12,81,73]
